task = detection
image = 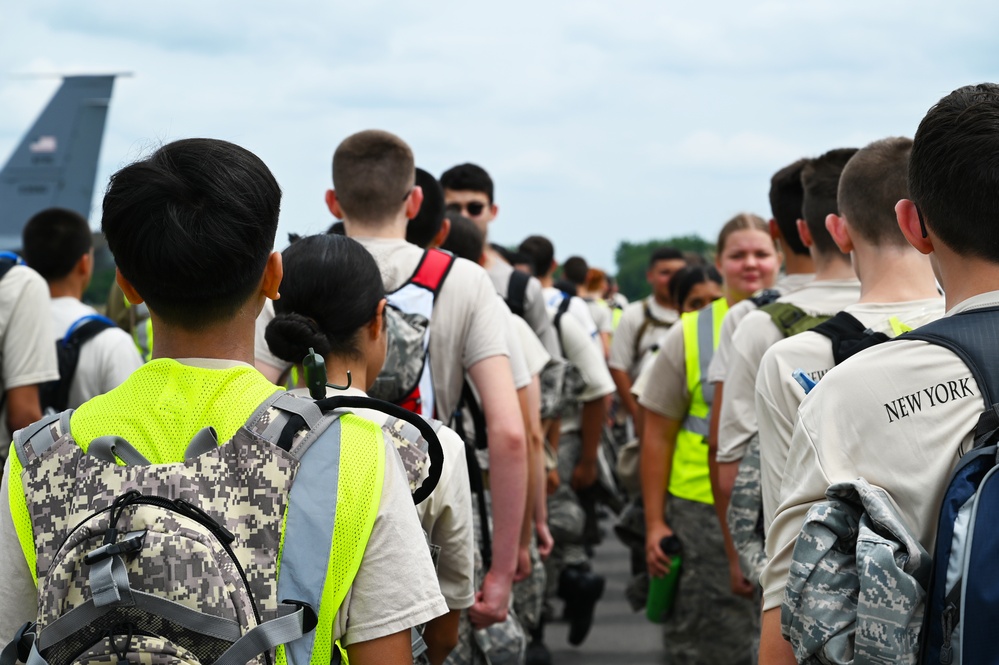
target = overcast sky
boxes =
[1,1,996,270]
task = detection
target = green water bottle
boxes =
[646,535,683,623]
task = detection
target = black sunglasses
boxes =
[446,201,487,217]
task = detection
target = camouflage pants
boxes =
[662,496,757,665]
[445,490,527,665]
[544,430,589,601]
[512,538,545,633]
[727,432,767,586]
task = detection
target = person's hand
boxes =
[645,521,675,578]
[571,458,599,491]
[468,570,512,629]
[513,545,532,582]
[546,469,560,495]
[536,521,554,559]
[728,560,755,599]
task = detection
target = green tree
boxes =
[614,235,714,302]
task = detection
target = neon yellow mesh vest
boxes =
[8,360,383,665]
[670,298,728,504]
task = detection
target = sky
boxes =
[1,1,997,271]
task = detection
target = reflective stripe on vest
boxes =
[671,298,728,504]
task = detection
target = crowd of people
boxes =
[0,81,996,665]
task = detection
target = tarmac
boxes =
[545,532,665,664]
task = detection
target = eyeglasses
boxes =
[446,201,487,217]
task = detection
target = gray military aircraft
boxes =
[0,74,118,250]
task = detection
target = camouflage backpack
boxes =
[1,391,444,665]
[368,248,456,418]
[541,294,586,420]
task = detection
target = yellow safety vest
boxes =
[8,360,381,665]
[669,298,728,504]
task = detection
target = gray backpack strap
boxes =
[243,392,324,448]
[184,427,219,460]
[87,436,152,466]
[12,410,73,467]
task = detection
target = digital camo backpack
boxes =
[1,390,443,665]
[368,248,455,418]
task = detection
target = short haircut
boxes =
[562,256,589,285]
[102,138,280,331]
[648,246,684,269]
[327,221,346,236]
[801,148,858,255]
[332,130,414,225]
[518,235,555,278]
[441,212,484,263]
[22,208,93,282]
[267,234,385,362]
[669,264,722,311]
[440,163,494,204]
[838,137,913,247]
[769,159,809,256]
[910,84,999,261]
[406,168,446,248]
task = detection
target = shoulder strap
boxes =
[811,311,891,366]
[405,248,456,295]
[506,269,530,318]
[553,295,574,355]
[12,410,73,468]
[760,302,832,338]
[634,299,670,358]
[750,288,781,308]
[44,315,119,412]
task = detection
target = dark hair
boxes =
[562,256,588,285]
[327,221,346,236]
[406,167,446,248]
[554,279,577,296]
[266,234,385,362]
[838,137,913,247]
[669,264,722,311]
[440,212,484,263]
[518,235,555,278]
[801,148,858,255]
[332,130,414,224]
[648,246,684,268]
[489,243,519,266]
[22,207,93,281]
[101,138,280,331]
[910,84,999,261]
[440,163,494,204]
[769,159,809,256]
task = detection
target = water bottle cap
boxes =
[660,535,682,555]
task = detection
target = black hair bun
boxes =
[265,312,331,364]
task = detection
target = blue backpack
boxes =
[908,307,999,665]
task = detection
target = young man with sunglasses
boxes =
[440,163,561,358]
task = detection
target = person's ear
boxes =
[326,189,345,219]
[825,213,853,254]
[489,203,499,221]
[430,217,451,249]
[768,218,780,241]
[369,298,387,340]
[896,199,934,255]
[78,250,93,278]
[261,251,283,301]
[116,269,143,305]
[405,186,424,220]
[796,218,814,248]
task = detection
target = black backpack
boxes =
[39,314,116,413]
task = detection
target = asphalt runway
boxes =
[545,532,665,664]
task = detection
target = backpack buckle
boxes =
[84,530,147,565]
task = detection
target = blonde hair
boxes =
[716,213,771,255]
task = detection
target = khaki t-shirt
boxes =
[357,239,510,420]
[636,323,688,420]
[557,309,615,433]
[584,298,614,334]
[706,273,815,384]
[0,266,59,445]
[608,296,679,379]
[716,279,860,464]
[488,260,561,358]
[761,291,999,612]
[755,297,945,532]
[512,315,551,377]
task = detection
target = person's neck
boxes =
[150,302,260,365]
[48,277,85,301]
[482,245,499,270]
[852,244,940,304]
[540,274,554,288]
[783,251,815,276]
[931,244,999,310]
[320,354,368,393]
[344,215,407,240]
[811,251,856,282]
[651,293,673,309]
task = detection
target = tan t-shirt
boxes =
[760,291,999,612]
[636,323,688,420]
[608,296,679,379]
[557,309,616,433]
[512,315,551,377]
[715,278,860,463]
[755,297,945,532]
[488,260,561,358]
[584,298,614,334]
[0,266,59,444]
[706,273,815,384]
